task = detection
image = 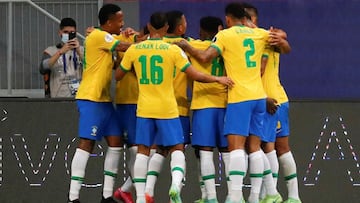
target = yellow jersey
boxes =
[188,39,227,109]
[262,47,288,104]
[163,36,190,116]
[120,38,191,119]
[76,28,119,102]
[211,25,268,103]
[114,34,139,104]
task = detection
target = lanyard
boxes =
[62,49,78,74]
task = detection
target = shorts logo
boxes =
[91,126,98,136]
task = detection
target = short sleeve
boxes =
[96,31,120,52]
[120,45,134,72]
[173,46,191,72]
[210,31,225,55]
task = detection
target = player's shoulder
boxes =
[190,39,211,48]
[89,28,117,42]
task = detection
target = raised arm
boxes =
[269,28,291,54]
[175,40,219,63]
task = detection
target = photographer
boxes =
[39,17,83,98]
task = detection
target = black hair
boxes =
[166,10,184,34]
[225,2,247,20]
[98,4,121,25]
[150,11,168,30]
[200,16,223,34]
[241,2,258,17]
[60,17,76,29]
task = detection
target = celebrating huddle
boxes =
[67,2,301,203]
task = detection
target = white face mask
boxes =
[61,33,69,43]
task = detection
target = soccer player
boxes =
[115,11,234,203]
[176,3,289,203]
[68,4,131,203]
[235,3,286,203]
[243,3,302,203]
[112,32,139,203]
[189,16,228,203]
[143,10,191,201]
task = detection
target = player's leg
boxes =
[247,99,266,203]
[101,103,124,203]
[194,148,207,203]
[68,101,105,202]
[276,103,301,203]
[156,118,185,203]
[113,104,137,203]
[192,108,221,202]
[224,102,250,203]
[133,118,155,203]
[259,108,282,203]
[145,146,166,202]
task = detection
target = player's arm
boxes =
[115,41,131,52]
[184,65,234,88]
[261,54,268,77]
[269,28,291,54]
[115,67,127,81]
[115,48,132,80]
[175,40,219,63]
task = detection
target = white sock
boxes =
[133,153,149,202]
[195,155,207,200]
[69,148,90,201]
[121,146,138,192]
[170,150,186,189]
[261,150,278,196]
[103,147,122,198]
[200,150,217,200]
[149,148,156,157]
[229,149,246,202]
[279,151,300,200]
[266,150,279,186]
[248,150,264,203]
[221,152,231,197]
[145,153,165,196]
[121,177,133,193]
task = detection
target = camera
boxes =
[69,32,76,40]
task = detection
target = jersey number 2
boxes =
[243,38,256,68]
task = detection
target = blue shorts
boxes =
[276,102,290,137]
[223,99,266,137]
[116,104,137,145]
[136,117,184,147]
[77,100,121,141]
[180,116,191,144]
[262,102,290,142]
[192,108,227,148]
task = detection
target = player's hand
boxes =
[216,76,235,88]
[174,39,189,51]
[266,97,278,115]
[268,27,287,46]
[121,27,139,37]
[85,26,95,36]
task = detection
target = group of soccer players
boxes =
[67,2,302,203]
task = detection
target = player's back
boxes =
[121,39,190,119]
[189,39,227,109]
[212,25,268,103]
